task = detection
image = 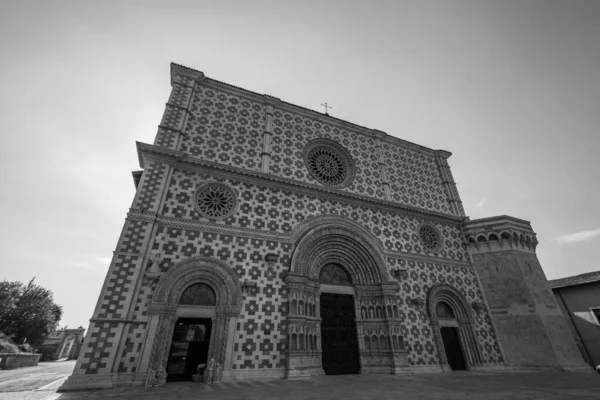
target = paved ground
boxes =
[0,360,75,400]
[1,365,599,400]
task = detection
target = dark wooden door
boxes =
[320,293,360,375]
[441,327,466,370]
[166,318,212,381]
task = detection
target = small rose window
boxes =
[194,182,237,220]
[418,224,442,252]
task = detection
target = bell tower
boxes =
[464,216,590,371]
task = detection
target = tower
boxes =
[464,216,590,371]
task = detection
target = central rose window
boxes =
[303,139,355,188]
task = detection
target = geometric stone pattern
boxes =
[385,258,503,366]
[117,322,146,373]
[270,110,384,199]
[78,322,119,375]
[171,82,453,216]
[180,85,264,172]
[138,167,497,370]
[161,169,469,262]
[147,225,289,371]
[383,143,451,214]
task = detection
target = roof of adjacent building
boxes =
[548,270,600,289]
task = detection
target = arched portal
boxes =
[427,283,483,371]
[139,257,242,382]
[285,216,408,378]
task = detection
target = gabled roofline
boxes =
[170,62,452,159]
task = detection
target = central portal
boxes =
[320,293,360,375]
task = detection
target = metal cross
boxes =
[321,102,332,115]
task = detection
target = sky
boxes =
[1,0,599,330]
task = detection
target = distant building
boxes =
[549,271,600,369]
[61,63,590,390]
[40,327,85,361]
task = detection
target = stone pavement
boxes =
[0,360,75,400]
[15,370,599,400]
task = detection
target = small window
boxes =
[179,283,216,306]
[319,263,352,286]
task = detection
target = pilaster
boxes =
[435,150,465,217]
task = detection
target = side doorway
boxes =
[166,318,212,381]
[440,326,466,370]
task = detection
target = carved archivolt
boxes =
[147,256,242,374]
[289,216,391,285]
[152,256,242,307]
[285,216,407,376]
[426,283,483,369]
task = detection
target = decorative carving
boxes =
[303,139,355,188]
[206,357,216,384]
[265,253,279,263]
[471,301,486,312]
[409,297,425,307]
[392,268,408,281]
[146,253,162,279]
[436,301,455,319]
[418,224,442,253]
[193,182,237,220]
[319,263,352,285]
[265,253,279,271]
[243,280,258,295]
[145,368,167,387]
[179,283,216,306]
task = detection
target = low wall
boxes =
[0,353,41,369]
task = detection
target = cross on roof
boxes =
[321,102,332,115]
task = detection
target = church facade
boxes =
[61,63,589,390]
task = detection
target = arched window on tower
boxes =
[319,263,352,285]
[179,283,216,306]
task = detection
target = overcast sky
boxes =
[1,0,598,329]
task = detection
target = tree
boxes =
[0,278,63,347]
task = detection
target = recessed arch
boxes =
[144,256,242,381]
[290,216,391,284]
[285,214,404,378]
[179,283,216,306]
[427,283,483,371]
[152,256,242,307]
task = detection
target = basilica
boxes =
[61,63,589,390]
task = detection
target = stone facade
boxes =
[60,63,588,390]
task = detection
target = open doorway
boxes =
[441,326,466,370]
[166,318,212,381]
[320,293,360,375]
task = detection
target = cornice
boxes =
[463,215,536,236]
[169,63,451,158]
[136,142,464,224]
[128,208,291,243]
